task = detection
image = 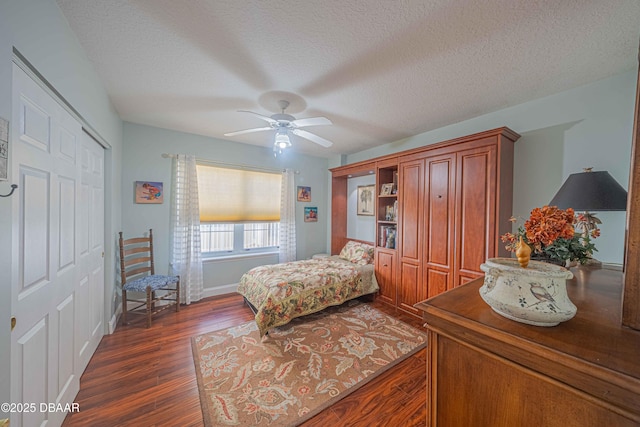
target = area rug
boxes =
[191,300,427,426]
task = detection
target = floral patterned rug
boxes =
[191,301,427,426]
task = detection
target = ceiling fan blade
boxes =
[238,110,278,125]
[224,126,272,137]
[291,128,333,147]
[290,116,332,128]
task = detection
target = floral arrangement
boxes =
[501,205,599,265]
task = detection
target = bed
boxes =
[237,241,379,336]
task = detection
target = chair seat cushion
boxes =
[124,274,179,292]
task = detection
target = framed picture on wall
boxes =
[135,181,164,204]
[297,186,311,202]
[304,206,318,222]
[357,185,375,216]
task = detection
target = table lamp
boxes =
[549,167,628,263]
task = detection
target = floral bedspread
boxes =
[237,256,378,336]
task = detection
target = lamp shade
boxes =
[549,170,628,211]
[274,129,291,149]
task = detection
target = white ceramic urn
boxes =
[479,258,576,327]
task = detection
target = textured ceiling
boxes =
[56,0,640,158]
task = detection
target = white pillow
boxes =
[338,241,374,265]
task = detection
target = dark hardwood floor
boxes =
[62,294,426,427]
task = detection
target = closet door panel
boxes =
[398,159,424,315]
[423,154,455,297]
[399,160,423,262]
[399,261,420,315]
[454,146,497,287]
[424,154,456,297]
[426,158,453,266]
[426,269,449,299]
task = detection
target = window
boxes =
[199,222,280,254]
[243,222,279,249]
[197,164,281,256]
[200,223,234,252]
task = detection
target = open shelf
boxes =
[376,164,398,250]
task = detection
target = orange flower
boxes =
[500,232,518,252]
[501,205,599,264]
[523,206,575,252]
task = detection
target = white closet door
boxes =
[10,63,105,427]
[75,131,105,373]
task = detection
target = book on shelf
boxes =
[379,225,397,249]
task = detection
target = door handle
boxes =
[11,316,16,331]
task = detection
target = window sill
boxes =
[202,251,279,263]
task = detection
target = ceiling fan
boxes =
[224,100,333,153]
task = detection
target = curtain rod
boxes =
[161,153,299,174]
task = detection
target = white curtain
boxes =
[279,169,297,263]
[170,154,203,304]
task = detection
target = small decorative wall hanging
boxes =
[304,206,318,222]
[297,186,311,202]
[357,185,375,216]
[135,181,163,204]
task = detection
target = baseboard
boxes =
[108,302,122,334]
[108,286,236,331]
[601,262,623,271]
[202,283,239,299]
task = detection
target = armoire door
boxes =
[374,249,396,305]
[10,63,105,427]
[454,144,497,287]
[423,153,456,298]
[398,159,424,315]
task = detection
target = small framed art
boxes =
[304,206,318,222]
[135,181,163,204]
[297,186,311,202]
[380,183,394,196]
[357,185,374,216]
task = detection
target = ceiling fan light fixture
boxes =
[226,100,334,151]
[275,129,291,149]
[273,129,292,156]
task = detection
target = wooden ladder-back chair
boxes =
[119,229,180,327]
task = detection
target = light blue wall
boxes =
[0,0,123,413]
[343,70,637,264]
[347,175,376,243]
[121,122,330,294]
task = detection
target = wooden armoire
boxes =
[330,127,520,317]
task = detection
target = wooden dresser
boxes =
[415,266,640,427]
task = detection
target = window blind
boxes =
[197,164,282,222]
